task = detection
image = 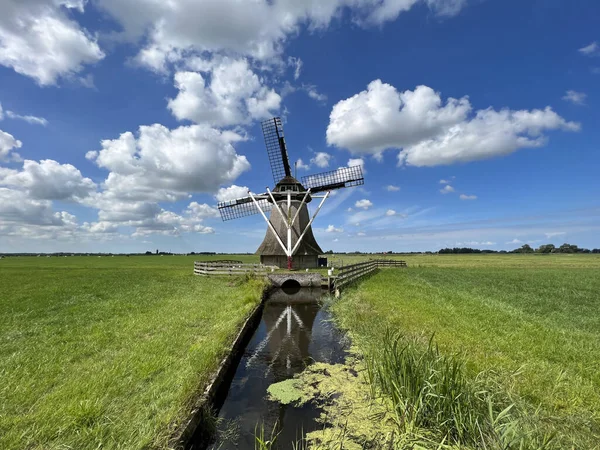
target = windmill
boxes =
[217,117,364,270]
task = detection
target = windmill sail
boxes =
[262,117,291,184]
[217,195,273,221]
[301,165,364,193]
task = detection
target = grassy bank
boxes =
[0,256,265,449]
[331,256,600,448]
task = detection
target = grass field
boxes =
[0,255,265,450]
[331,254,600,448]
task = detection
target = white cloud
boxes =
[98,0,468,72]
[311,152,332,168]
[545,231,566,238]
[168,58,281,127]
[357,231,366,236]
[506,238,522,244]
[355,199,373,209]
[88,124,250,200]
[439,179,449,184]
[385,185,400,191]
[215,185,250,202]
[296,158,310,170]
[186,202,219,220]
[326,224,344,233]
[0,0,104,85]
[327,80,580,167]
[288,57,303,80]
[0,159,96,201]
[579,41,599,56]
[440,185,454,194]
[348,157,365,173]
[5,110,48,126]
[385,209,396,216]
[305,85,327,103]
[459,194,477,200]
[347,207,353,212]
[0,129,22,162]
[562,90,587,105]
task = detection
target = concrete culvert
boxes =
[281,279,302,295]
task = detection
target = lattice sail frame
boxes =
[262,117,291,185]
[218,196,273,221]
[301,165,364,193]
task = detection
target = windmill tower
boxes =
[217,117,364,269]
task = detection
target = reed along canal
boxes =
[202,285,348,449]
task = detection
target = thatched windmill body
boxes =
[218,117,364,269]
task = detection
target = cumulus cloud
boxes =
[97,0,468,72]
[326,224,344,233]
[562,90,587,105]
[440,185,454,194]
[348,157,365,172]
[506,238,522,244]
[0,129,22,162]
[0,0,104,85]
[168,58,281,127]
[88,123,250,200]
[296,158,310,170]
[327,80,580,167]
[0,159,96,201]
[311,152,332,168]
[459,194,477,200]
[385,209,396,216]
[579,41,599,56]
[215,185,250,202]
[82,123,250,236]
[386,185,400,191]
[355,199,373,209]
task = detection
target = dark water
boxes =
[207,287,347,449]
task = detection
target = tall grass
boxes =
[363,330,555,448]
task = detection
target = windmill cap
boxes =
[273,176,307,192]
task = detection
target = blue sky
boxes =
[0,0,599,253]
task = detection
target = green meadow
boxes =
[331,254,600,448]
[1,254,599,448]
[0,255,264,449]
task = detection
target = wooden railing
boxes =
[333,259,407,290]
[193,261,276,276]
[375,259,407,267]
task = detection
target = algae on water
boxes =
[266,378,308,405]
[266,356,400,449]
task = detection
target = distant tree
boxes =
[536,244,555,253]
[592,249,600,254]
[145,251,152,255]
[557,243,579,253]
[156,249,159,254]
[514,244,534,253]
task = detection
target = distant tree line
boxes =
[439,243,600,254]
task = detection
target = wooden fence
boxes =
[333,259,407,291]
[374,259,407,267]
[193,261,276,276]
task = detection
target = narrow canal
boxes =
[205,286,347,449]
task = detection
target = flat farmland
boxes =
[0,255,264,449]
[331,254,600,448]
